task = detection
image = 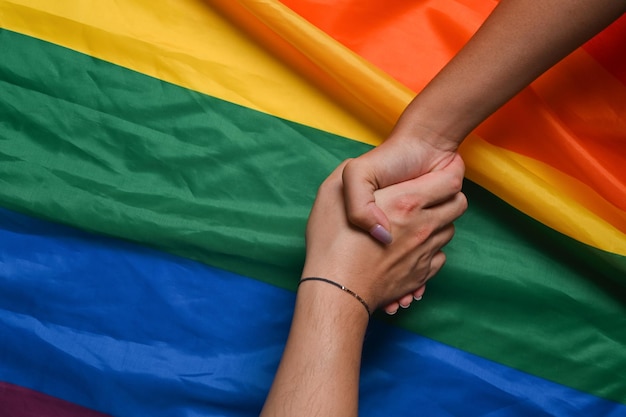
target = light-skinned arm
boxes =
[260,155,467,416]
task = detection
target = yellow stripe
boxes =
[226,0,626,254]
[2,0,624,254]
[0,0,387,145]
[210,0,412,134]
[462,136,626,255]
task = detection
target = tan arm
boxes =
[261,156,467,416]
[342,0,626,240]
[395,0,626,148]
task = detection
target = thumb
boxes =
[341,159,392,244]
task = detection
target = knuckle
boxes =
[435,252,447,270]
[346,206,369,227]
[341,158,360,181]
[449,175,464,193]
[457,192,469,213]
[390,194,420,216]
[412,225,434,245]
[442,225,456,246]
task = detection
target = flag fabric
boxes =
[0,1,625,416]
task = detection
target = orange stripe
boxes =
[281,0,497,92]
[284,0,626,218]
[207,0,416,141]
[582,14,626,86]
[477,46,626,214]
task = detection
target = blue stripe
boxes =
[0,207,624,417]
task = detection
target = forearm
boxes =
[393,0,626,148]
[260,282,369,417]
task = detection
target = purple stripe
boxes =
[0,382,110,417]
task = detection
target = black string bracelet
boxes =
[299,277,371,317]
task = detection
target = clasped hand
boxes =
[302,153,467,315]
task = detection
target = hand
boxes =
[302,154,467,313]
[342,130,461,313]
[342,133,459,245]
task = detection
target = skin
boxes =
[342,0,626,243]
[344,0,625,312]
[260,156,467,417]
[259,2,625,414]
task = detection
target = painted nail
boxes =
[414,295,423,301]
[399,303,411,309]
[370,224,392,245]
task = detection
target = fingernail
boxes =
[414,295,423,301]
[386,309,398,315]
[370,224,392,245]
[399,303,411,309]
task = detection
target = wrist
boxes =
[390,95,474,153]
[301,260,378,312]
[297,276,371,326]
[299,277,372,317]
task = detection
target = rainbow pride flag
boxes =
[1,1,625,415]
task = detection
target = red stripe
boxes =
[0,382,110,417]
[281,0,496,92]
[583,15,626,86]
[284,0,626,215]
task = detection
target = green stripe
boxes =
[395,181,626,402]
[0,28,367,283]
[1,29,625,403]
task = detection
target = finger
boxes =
[426,251,447,280]
[398,293,413,308]
[385,302,400,315]
[342,159,392,244]
[419,225,456,263]
[413,285,426,301]
[374,156,465,213]
[430,193,467,234]
[440,153,465,183]
[415,192,467,238]
[408,252,445,303]
[381,237,448,315]
[419,154,465,209]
